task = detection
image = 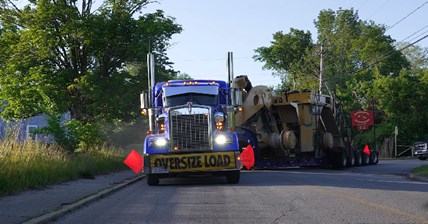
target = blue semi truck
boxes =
[140,53,242,185]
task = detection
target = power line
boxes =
[400,24,428,42]
[179,57,252,62]
[386,1,428,31]
[325,33,428,84]
[367,0,392,20]
[357,0,368,11]
[406,29,428,44]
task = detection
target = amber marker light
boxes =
[146,130,152,135]
[141,109,147,116]
[237,107,243,112]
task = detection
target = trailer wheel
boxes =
[147,174,159,186]
[418,157,427,161]
[369,152,379,165]
[331,150,347,168]
[346,150,355,167]
[354,151,362,166]
[362,153,370,165]
[226,170,240,184]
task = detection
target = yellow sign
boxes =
[149,151,236,173]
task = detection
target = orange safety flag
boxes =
[124,149,143,174]
[363,144,371,155]
[240,144,255,170]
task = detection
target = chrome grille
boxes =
[170,107,210,152]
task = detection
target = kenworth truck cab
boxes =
[140,53,242,185]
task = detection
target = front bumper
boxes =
[414,151,428,157]
[144,151,241,174]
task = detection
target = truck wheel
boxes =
[147,174,159,186]
[362,153,370,165]
[226,170,240,184]
[419,157,427,161]
[354,151,362,166]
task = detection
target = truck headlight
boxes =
[155,138,168,147]
[215,134,229,145]
[149,137,168,147]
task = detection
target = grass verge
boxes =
[411,164,428,178]
[0,138,127,197]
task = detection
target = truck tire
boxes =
[147,174,159,186]
[226,170,240,184]
[418,157,427,161]
[354,151,362,166]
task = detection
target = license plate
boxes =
[149,151,236,173]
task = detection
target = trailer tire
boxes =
[369,152,379,165]
[418,157,427,161]
[347,152,355,167]
[226,170,240,184]
[354,151,362,166]
[331,150,347,168]
[362,153,370,165]
[147,174,159,186]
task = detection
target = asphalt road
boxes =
[54,160,428,224]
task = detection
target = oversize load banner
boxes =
[351,110,374,129]
[149,151,236,173]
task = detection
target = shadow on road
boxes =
[154,160,428,193]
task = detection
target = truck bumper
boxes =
[143,151,241,175]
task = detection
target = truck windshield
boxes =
[165,93,218,107]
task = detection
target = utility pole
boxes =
[394,126,398,157]
[319,45,325,95]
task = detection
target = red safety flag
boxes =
[124,149,143,174]
[363,144,371,155]
[240,144,255,170]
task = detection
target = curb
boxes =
[22,174,145,224]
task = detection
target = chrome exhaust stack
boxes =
[146,53,156,132]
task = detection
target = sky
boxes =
[143,0,428,86]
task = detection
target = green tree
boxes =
[254,28,315,89]
[396,42,428,70]
[0,0,182,149]
[373,69,428,144]
[175,72,193,80]
[254,8,415,148]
